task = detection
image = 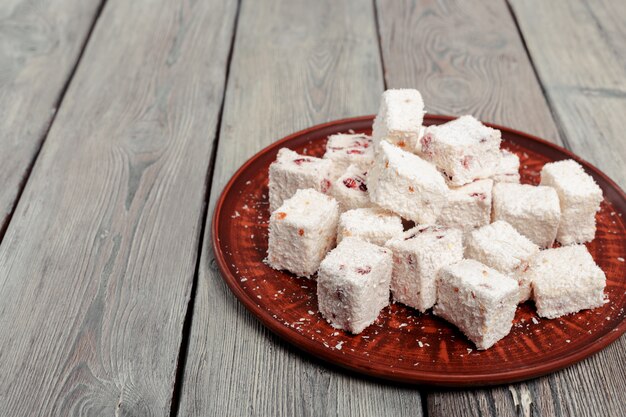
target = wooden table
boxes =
[1,0,624,415]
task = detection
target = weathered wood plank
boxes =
[376,0,562,144]
[177,0,424,416]
[0,0,237,415]
[510,0,626,188]
[427,339,626,417]
[377,1,625,416]
[0,0,103,237]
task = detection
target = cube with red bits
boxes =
[267,189,339,278]
[492,149,521,183]
[317,237,393,334]
[434,259,519,350]
[268,148,334,212]
[372,88,425,152]
[437,179,493,232]
[337,207,403,246]
[368,141,449,224]
[385,225,463,312]
[331,164,373,212]
[419,115,501,186]
[323,133,374,179]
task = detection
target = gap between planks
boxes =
[167,1,243,416]
[372,0,389,91]
[0,0,109,243]
[503,0,572,151]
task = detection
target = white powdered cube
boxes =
[437,179,493,232]
[372,89,425,152]
[317,237,393,334]
[268,148,333,212]
[492,183,561,248]
[337,207,403,246]
[419,115,501,186]
[323,133,374,179]
[540,159,603,245]
[492,150,521,183]
[368,141,449,224]
[465,221,540,302]
[267,189,339,277]
[523,246,606,319]
[434,259,519,350]
[385,225,463,312]
[330,165,373,212]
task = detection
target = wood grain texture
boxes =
[375,0,562,144]
[376,0,626,416]
[509,0,626,189]
[0,0,103,237]
[0,0,237,415]
[427,341,626,417]
[177,0,424,415]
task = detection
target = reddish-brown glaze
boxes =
[212,115,626,386]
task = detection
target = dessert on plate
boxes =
[264,88,608,350]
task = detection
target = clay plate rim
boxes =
[212,115,626,386]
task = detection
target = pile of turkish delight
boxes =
[265,89,606,350]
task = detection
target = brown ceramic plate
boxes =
[213,115,626,386]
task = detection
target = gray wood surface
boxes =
[375,0,561,144]
[1,0,623,415]
[176,0,424,416]
[0,0,103,237]
[510,0,626,188]
[0,0,237,415]
[377,1,626,416]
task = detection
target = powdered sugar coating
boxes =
[267,189,339,277]
[317,237,393,334]
[323,134,375,179]
[420,115,501,186]
[540,159,603,245]
[337,207,403,246]
[492,150,521,183]
[433,259,519,350]
[524,246,606,319]
[269,148,333,212]
[492,183,561,248]
[331,164,373,212]
[465,221,540,302]
[385,225,463,312]
[372,89,425,152]
[437,179,493,232]
[368,141,449,224]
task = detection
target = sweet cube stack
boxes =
[265,88,607,350]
